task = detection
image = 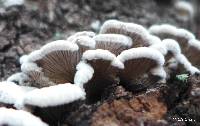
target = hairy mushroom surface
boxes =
[149,24,195,55]
[117,47,166,92]
[174,1,194,21]
[148,24,200,69]
[100,20,150,47]
[66,31,96,42]
[94,34,133,55]
[19,83,85,125]
[71,36,96,53]
[75,49,124,103]
[150,39,199,76]
[0,81,36,109]
[0,107,48,126]
[20,40,89,87]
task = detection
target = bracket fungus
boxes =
[2,19,200,125]
[149,24,200,71]
[174,1,194,21]
[71,35,96,53]
[100,20,151,47]
[94,34,133,55]
[18,84,85,125]
[149,24,195,54]
[150,39,199,75]
[0,81,36,109]
[7,72,29,85]
[20,40,87,87]
[75,49,124,103]
[66,31,96,42]
[117,47,166,92]
[0,107,48,126]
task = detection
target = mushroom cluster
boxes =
[1,19,200,125]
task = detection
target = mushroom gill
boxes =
[75,49,124,103]
[100,20,150,47]
[20,40,91,87]
[19,83,85,125]
[117,47,166,92]
[94,34,132,55]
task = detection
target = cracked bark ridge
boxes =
[91,89,168,126]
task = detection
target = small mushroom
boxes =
[117,47,166,92]
[174,1,194,21]
[7,72,30,86]
[186,39,200,67]
[0,81,36,109]
[66,31,96,42]
[20,40,87,87]
[150,39,200,76]
[149,24,195,55]
[100,20,150,47]
[0,107,48,126]
[148,24,200,69]
[71,36,96,53]
[75,49,124,103]
[93,34,133,55]
[19,83,85,125]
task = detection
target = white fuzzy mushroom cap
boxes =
[100,20,149,43]
[74,61,94,89]
[94,34,133,47]
[67,31,96,42]
[162,39,181,55]
[82,49,124,69]
[0,107,48,126]
[23,40,79,63]
[189,39,200,50]
[0,81,36,105]
[21,62,42,73]
[175,54,200,74]
[72,36,96,49]
[21,84,85,107]
[175,1,194,16]
[19,55,29,64]
[117,47,165,78]
[149,24,195,41]
[150,43,168,55]
[7,72,29,85]
[3,0,24,7]
[117,47,165,66]
[147,35,162,45]
[40,40,79,58]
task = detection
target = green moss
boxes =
[176,74,189,83]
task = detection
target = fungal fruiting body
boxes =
[100,20,151,47]
[149,24,200,71]
[149,24,195,54]
[174,1,194,21]
[117,47,166,91]
[66,31,96,42]
[150,39,199,75]
[19,83,85,125]
[94,34,133,55]
[0,107,48,126]
[0,81,36,109]
[2,19,200,125]
[77,49,124,103]
[20,40,85,87]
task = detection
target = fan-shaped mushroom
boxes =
[100,20,150,47]
[0,107,48,126]
[94,34,132,55]
[117,47,166,92]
